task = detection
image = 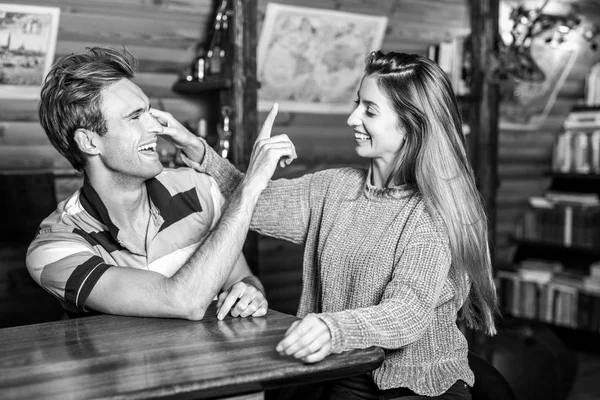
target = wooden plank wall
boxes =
[254,0,471,314]
[0,0,470,315]
[0,0,216,322]
[0,0,215,177]
[255,0,600,313]
[3,0,599,315]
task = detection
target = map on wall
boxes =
[257,3,388,114]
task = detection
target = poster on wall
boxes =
[0,4,60,99]
[257,3,388,114]
[499,41,579,130]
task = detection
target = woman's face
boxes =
[346,75,405,165]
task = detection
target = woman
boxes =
[186,51,498,399]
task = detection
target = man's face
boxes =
[96,78,163,183]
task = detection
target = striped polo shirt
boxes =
[26,167,224,316]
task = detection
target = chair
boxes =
[468,351,518,400]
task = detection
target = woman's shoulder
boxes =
[408,201,449,241]
[309,166,367,186]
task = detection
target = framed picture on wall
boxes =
[257,3,388,114]
[0,4,60,99]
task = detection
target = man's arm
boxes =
[82,106,289,320]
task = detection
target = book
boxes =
[518,259,563,284]
[495,270,521,316]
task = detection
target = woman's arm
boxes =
[277,211,453,361]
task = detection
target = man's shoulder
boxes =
[150,167,222,215]
[154,167,216,192]
[38,189,89,234]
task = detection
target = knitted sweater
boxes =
[193,146,474,396]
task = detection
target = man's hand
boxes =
[150,108,205,162]
[216,278,268,320]
[276,314,333,363]
[242,103,297,194]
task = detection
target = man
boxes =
[27,46,295,320]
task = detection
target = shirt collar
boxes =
[363,166,414,199]
[80,176,121,241]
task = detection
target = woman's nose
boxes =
[346,108,359,127]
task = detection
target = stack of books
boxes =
[496,262,600,331]
[516,193,600,248]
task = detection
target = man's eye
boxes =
[353,99,359,104]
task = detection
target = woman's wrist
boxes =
[181,135,206,164]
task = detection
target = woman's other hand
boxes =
[276,313,333,363]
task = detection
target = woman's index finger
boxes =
[257,103,279,140]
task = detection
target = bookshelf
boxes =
[497,106,600,348]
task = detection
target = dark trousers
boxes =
[266,374,471,400]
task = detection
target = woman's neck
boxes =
[370,159,395,188]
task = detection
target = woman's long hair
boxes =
[365,51,498,335]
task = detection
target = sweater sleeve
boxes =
[184,138,320,244]
[182,138,244,199]
[317,210,452,353]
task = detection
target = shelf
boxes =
[512,237,600,256]
[172,77,232,94]
[545,171,600,180]
[511,237,600,268]
[456,94,481,103]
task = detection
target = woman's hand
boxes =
[242,103,297,194]
[276,314,333,363]
[150,108,205,163]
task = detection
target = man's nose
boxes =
[146,113,163,133]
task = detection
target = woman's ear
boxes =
[74,128,100,156]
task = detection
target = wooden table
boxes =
[0,303,384,399]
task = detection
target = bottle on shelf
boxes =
[217,106,232,159]
[191,46,206,82]
[206,0,229,77]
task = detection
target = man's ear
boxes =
[74,128,100,155]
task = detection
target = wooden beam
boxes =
[231,0,259,274]
[232,0,258,169]
[468,0,500,254]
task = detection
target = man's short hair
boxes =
[39,46,138,171]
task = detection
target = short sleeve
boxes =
[26,230,115,311]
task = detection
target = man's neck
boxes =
[85,168,149,230]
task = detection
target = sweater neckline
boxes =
[363,167,414,199]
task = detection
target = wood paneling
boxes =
[4,0,600,313]
[251,0,473,312]
[0,0,213,172]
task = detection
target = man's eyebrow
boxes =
[124,102,150,119]
[123,107,144,119]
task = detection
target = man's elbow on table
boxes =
[84,268,215,320]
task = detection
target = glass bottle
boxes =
[206,0,228,76]
[191,45,206,81]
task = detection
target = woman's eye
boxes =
[353,99,359,105]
